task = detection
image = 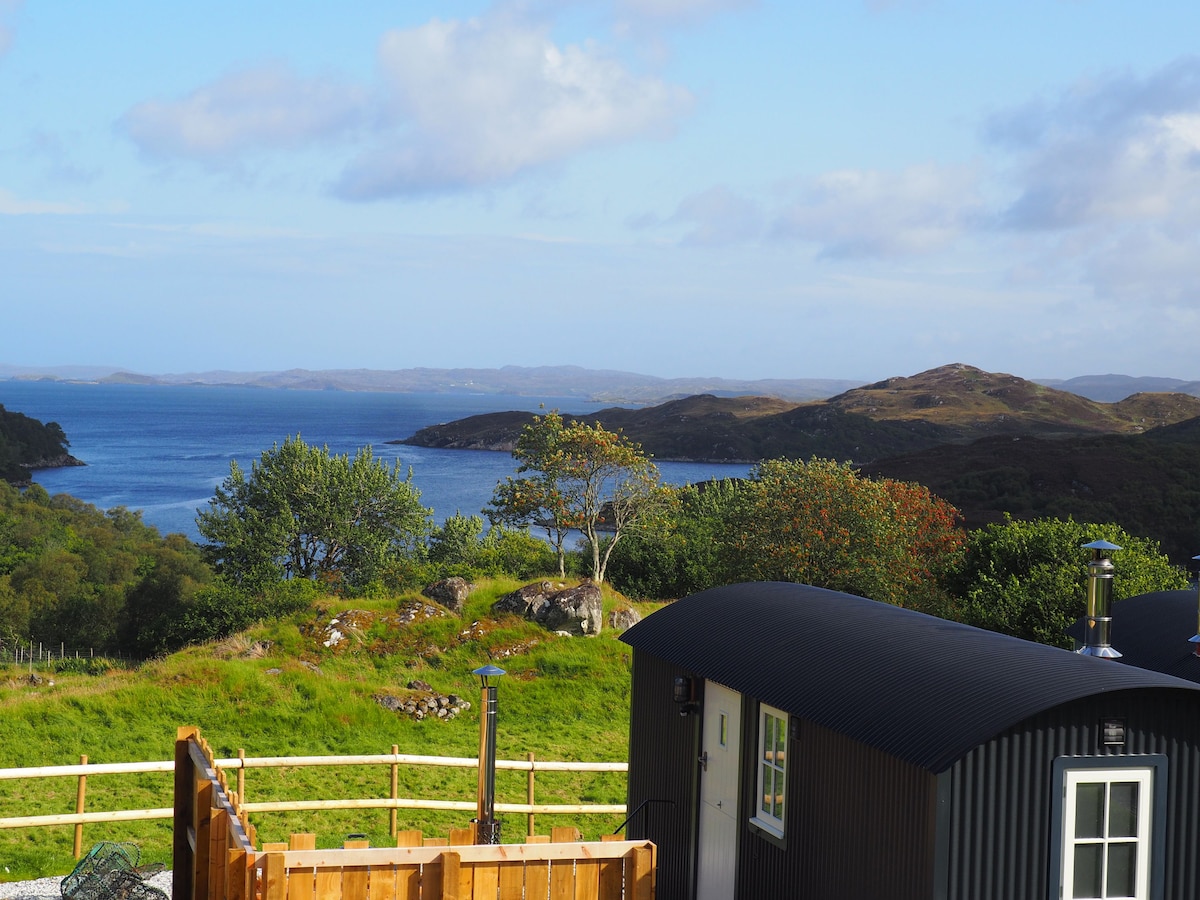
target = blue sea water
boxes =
[1,380,749,542]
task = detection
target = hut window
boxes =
[1055,764,1158,900]
[751,704,787,838]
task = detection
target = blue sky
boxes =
[3,1,1200,382]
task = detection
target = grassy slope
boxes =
[0,579,649,880]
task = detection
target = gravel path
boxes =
[0,872,173,900]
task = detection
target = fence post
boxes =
[390,744,399,838]
[73,754,87,858]
[527,752,535,838]
[237,749,245,804]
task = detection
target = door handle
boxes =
[699,752,709,772]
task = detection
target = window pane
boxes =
[1108,782,1139,838]
[775,716,787,753]
[761,718,774,762]
[772,778,784,820]
[1074,783,1105,839]
[761,763,772,815]
[1072,844,1103,898]
[719,713,727,748]
[1107,842,1137,897]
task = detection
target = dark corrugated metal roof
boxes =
[620,582,1200,774]
[1066,589,1200,683]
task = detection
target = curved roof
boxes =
[620,582,1200,773]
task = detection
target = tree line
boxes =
[0,414,1189,659]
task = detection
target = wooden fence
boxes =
[0,738,627,857]
[174,728,655,900]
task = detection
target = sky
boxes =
[3,1,1200,383]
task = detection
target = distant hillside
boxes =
[0,405,80,484]
[1035,373,1200,403]
[59,365,860,404]
[402,364,1200,463]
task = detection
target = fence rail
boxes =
[0,746,628,857]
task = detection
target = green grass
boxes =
[0,579,647,881]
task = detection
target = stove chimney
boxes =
[1077,539,1122,659]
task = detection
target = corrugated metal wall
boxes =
[627,651,703,900]
[945,688,1200,900]
[735,715,939,900]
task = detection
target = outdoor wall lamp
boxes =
[673,675,699,717]
[472,664,505,844]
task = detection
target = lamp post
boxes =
[473,663,505,844]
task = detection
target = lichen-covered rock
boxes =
[608,606,643,632]
[492,581,603,636]
[422,577,473,614]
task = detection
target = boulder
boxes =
[608,606,643,632]
[422,577,473,614]
[493,581,603,636]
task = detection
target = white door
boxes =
[696,681,741,900]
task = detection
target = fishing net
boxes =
[60,842,168,900]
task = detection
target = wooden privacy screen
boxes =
[257,837,655,900]
[173,728,656,900]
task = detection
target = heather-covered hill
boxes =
[402,364,1200,464]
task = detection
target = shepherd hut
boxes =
[620,581,1200,900]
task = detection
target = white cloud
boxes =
[989,57,1200,232]
[771,164,982,258]
[121,63,367,162]
[335,17,692,199]
[0,188,84,215]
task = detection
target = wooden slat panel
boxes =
[315,865,343,900]
[342,840,369,900]
[550,827,580,844]
[627,848,653,900]
[443,852,462,900]
[396,831,424,848]
[525,836,551,845]
[264,853,288,900]
[471,861,498,900]
[369,863,397,900]
[210,807,229,900]
[227,848,249,900]
[286,834,317,900]
[448,827,475,846]
[496,862,523,900]
[422,857,443,900]
[524,860,550,900]
[574,860,599,900]
[264,843,290,852]
[596,855,621,900]
[424,838,449,847]
[549,859,573,900]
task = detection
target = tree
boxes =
[951,516,1187,648]
[197,436,431,590]
[728,458,965,612]
[487,412,660,583]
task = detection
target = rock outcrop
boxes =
[492,581,603,636]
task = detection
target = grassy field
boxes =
[0,579,653,881]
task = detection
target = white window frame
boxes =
[750,703,787,839]
[1050,756,1166,900]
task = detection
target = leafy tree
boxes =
[487,412,660,583]
[951,516,1187,647]
[606,479,746,599]
[197,436,431,590]
[728,458,965,612]
[427,512,556,580]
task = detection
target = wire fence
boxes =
[0,642,140,669]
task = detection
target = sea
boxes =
[0,380,750,543]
